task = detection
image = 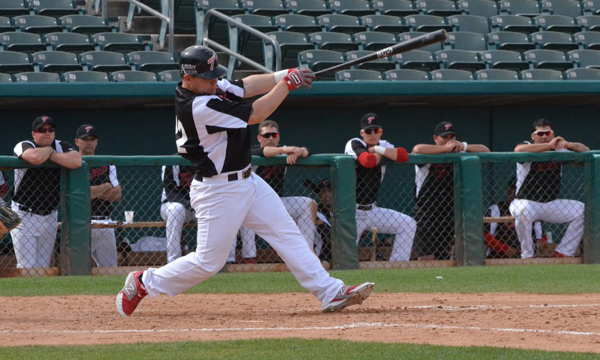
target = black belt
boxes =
[18,205,55,216]
[195,167,252,182]
[357,204,373,211]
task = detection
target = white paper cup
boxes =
[125,211,134,224]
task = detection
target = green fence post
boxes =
[583,154,600,264]
[60,162,91,275]
[455,156,485,266]
[330,155,359,270]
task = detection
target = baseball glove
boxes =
[0,205,21,235]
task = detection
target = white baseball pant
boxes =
[355,205,416,261]
[510,198,584,258]
[143,172,343,307]
[160,202,196,263]
[10,203,57,268]
[91,220,118,267]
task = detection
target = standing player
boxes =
[11,116,82,268]
[510,119,588,258]
[116,45,374,316]
[75,124,122,267]
[344,113,415,262]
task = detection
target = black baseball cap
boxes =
[304,179,331,194]
[32,115,55,131]
[360,113,382,130]
[76,124,99,139]
[435,121,457,136]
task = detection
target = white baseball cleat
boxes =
[116,271,148,317]
[322,282,374,313]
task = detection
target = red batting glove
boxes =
[282,68,303,91]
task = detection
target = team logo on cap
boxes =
[207,54,215,71]
[85,126,93,133]
[42,116,49,122]
[445,123,452,130]
[367,116,375,124]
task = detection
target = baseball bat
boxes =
[370,227,378,262]
[314,29,448,78]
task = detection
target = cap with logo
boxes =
[178,45,227,79]
[76,124,99,139]
[360,113,382,130]
[32,115,55,131]
[435,121,457,136]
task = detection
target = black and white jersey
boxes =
[344,138,393,206]
[515,141,566,203]
[252,145,311,196]
[161,164,194,208]
[414,163,454,212]
[174,79,253,178]
[89,165,119,217]
[12,139,76,214]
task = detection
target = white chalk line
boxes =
[2,322,600,337]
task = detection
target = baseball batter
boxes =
[510,119,589,258]
[117,45,373,316]
[344,113,415,262]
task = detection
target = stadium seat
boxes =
[230,15,278,69]
[91,32,147,53]
[447,14,490,34]
[490,15,538,33]
[196,0,244,46]
[0,73,13,81]
[127,51,177,72]
[567,49,600,69]
[414,0,460,17]
[241,0,287,17]
[576,15,600,31]
[32,50,83,72]
[429,69,474,80]
[383,68,429,80]
[0,16,14,32]
[444,31,487,51]
[523,49,573,70]
[0,32,46,53]
[404,14,452,32]
[574,31,600,50]
[353,31,397,50]
[345,50,396,71]
[329,0,375,16]
[29,0,79,16]
[13,15,62,34]
[581,0,600,15]
[372,0,417,17]
[62,70,109,82]
[315,14,364,33]
[564,67,600,79]
[533,15,581,33]
[60,15,112,35]
[13,71,61,82]
[479,49,529,71]
[264,31,313,70]
[540,0,582,18]
[307,31,358,52]
[0,51,34,73]
[79,50,131,72]
[520,68,564,80]
[335,69,382,81]
[157,69,182,82]
[398,31,444,52]
[455,0,498,18]
[487,31,535,52]
[497,0,541,18]
[298,49,344,79]
[474,68,519,80]
[273,14,321,33]
[283,0,331,17]
[390,49,439,71]
[232,14,278,33]
[44,32,94,54]
[360,14,409,33]
[0,0,30,16]
[110,70,157,82]
[435,49,485,71]
[530,31,578,52]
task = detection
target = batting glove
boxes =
[282,68,314,91]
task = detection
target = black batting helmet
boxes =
[179,45,227,79]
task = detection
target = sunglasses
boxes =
[260,132,279,139]
[532,130,553,137]
[363,128,382,135]
[35,127,56,134]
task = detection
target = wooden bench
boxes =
[483,216,515,224]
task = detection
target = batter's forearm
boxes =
[248,82,289,125]
[243,73,278,98]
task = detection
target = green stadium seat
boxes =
[91,32,147,53]
[383,68,429,80]
[79,50,131,72]
[307,31,358,52]
[62,70,109,82]
[0,51,34,73]
[274,14,321,33]
[456,0,498,18]
[32,50,83,72]
[523,49,573,71]
[13,15,62,34]
[533,15,581,33]
[540,0,582,18]
[574,31,600,50]
[435,49,485,71]
[352,31,397,51]
[44,32,94,54]
[372,0,417,17]
[0,16,14,32]
[581,0,600,15]
[487,31,535,52]
[390,49,439,71]
[479,49,530,71]
[567,49,600,69]
[447,14,490,34]
[429,68,474,80]
[0,0,30,16]
[241,0,288,17]
[127,51,178,72]
[414,0,461,17]
[196,0,245,46]
[474,68,519,80]
[490,15,538,33]
[264,31,313,70]
[329,0,375,16]
[498,0,541,18]
[29,0,79,16]
[14,71,61,82]
[576,15,600,31]
[60,15,112,35]
[520,68,564,80]
[398,31,444,52]
[360,14,409,33]
[110,70,157,82]
[444,31,487,51]
[564,67,600,79]
[335,69,382,81]
[298,49,344,79]
[284,0,332,17]
[404,14,452,32]
[230,15,278,70]
[157,69,182,82]
[345,50,396,71]
[0,32,46,54]
[316,14,364,33]
[530,31,578,52]
[0,73,13,82]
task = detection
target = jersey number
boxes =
[175,116,189,154]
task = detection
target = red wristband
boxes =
[395,147,408,162]
[358,152,377,168]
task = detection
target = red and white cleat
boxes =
[322,282,374,313]
[116,271,148,317]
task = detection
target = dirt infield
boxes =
[1,293,599,353]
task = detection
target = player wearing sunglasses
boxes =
[11,116,82,269]
[344,113,415,262]
[511,119,589,259]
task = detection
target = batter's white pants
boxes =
[143,173,343,308]
[510,199,584,258]
[356,205,416,261]
[160,202,196,263]
[91,220,118,267]
[238,196,317,258]
[10,204,57,268]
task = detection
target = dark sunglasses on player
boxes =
[532,130,553,137]
[260,132,279,139]
[363,128,382,135]
[35,127,56,134]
